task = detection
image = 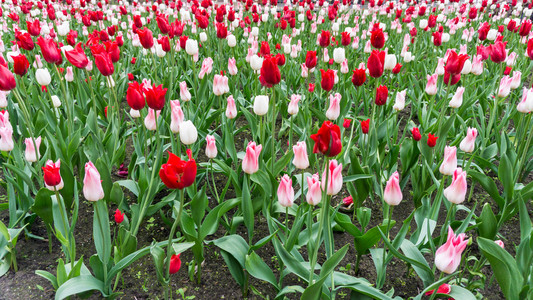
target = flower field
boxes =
[0,0,533,299]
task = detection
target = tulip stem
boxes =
[54,65,73,137]
[271,87,277,175]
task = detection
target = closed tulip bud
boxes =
[114,209,125,223]
[375,85,388,106]
[65,67,74,82]
[185,39,198,56]
[242,141,262,174]
[83,161,105,201]
[0,65,16,91]
[169,254,181,274]
[253,95,269,116]
[321,160,343,196]
[460,127,478,153]
[352,68,366,87]
[277,175,295,207]
[288,94,300,115]
[228,58,238,75]
[495,240,504,248]
[144,108,160,131]
[43,159,64,190]
[444,168,467,204]
[411,127,422,141]
[426,74,438,95]
[292,141,310,169]
[517,87,533,113]
[498,76,513,98]
[384,171,402,206]
[227,35,237,47]
[449,87,465,108]
[427,133,438,147]
[51,95,62,108]
[393,89,407,111]
[126,82,146,110]
[333,48,345,64]
[340,59,349,74]
[435,226,468,274]
[367,50,385,78]
[205,135,217,159]
[326,93,341,120]
[439,146,457,175]
[384,54,397,71]
[24,136,41,162]
[226,95,238,119]
[0,127,14,152]
[306,173,322,205]
[250,55,264,71]
[170,100,185,133]
[130,109,141,118]
[35,68,52,86]
[179,121,198,145]
[510,71,521,90]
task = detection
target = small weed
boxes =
[176,287,196,299]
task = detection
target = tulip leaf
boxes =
[93,200,111,267]
[469,170,504,209]
[116,180,139,197]
[54,275,106,300]
[447,285,477,300]
[31,188,55,226]
[498,154,514,200]
[478,237,523,300]
[399,240,433,286]
[477,203,497,239]
[245,251,278,290]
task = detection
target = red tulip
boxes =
[275,53,285,66]
[12,54,29,76]
[519,20,532,37]
[527,39,533,60]
[341,32,351,46]
[16,32,35,51]
[392,63,402,74]
[310,120,342,156]
[432,31,442,46]
[319,30,331,47]
[26,19,41,36]
[352,68,366,86]
[443,72,461,86]
[259,41,270,57]
[375,85,388,105]
[308,83,315,92]
[478,22,490,41]
[169,254,181,274]
[144,84,167,110]
[320,69,335,91]
[216,23,228,39]
[370,27,385,49]
[343,118,351,129]
[259,55,281,88]
[114,209,125,223]
[445,51,469,75]
[489,41,507,63]
[367,50,385,78]
[476,45,490,61]
[305,51,317,69]
[126,81,146,110]
[42,160,62,187]
[156,14,170,34]
[0,64,16,91]
[411,127,422,141]
[104,41,120,63]
[137,27,154,49]
[360,119,370,134]
[159,149,197,189]
[427,133,438,147]
[90,45,114,76]
[37,36,62,65]
[157,36,171,52]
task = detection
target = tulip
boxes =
[439,146,457,175]
[37,36,62,65]
[367,50,385,78]
[435,226,468,274]
[288,94,301,116]
[305,51,317,69]
[144,108,160,131]
[160,149,197,189]
[326,93,341,120]
[411,127,422,141]
[277,175,295,207]
[343,196,353,206]
[352,68,366,87]
[361,119,370,134]
[427,133,438,147]
[178,81,191,102]
[185,39,199,56]
[425,284,451,297]
[205,135,218,159]
[333,48,345,64]
[65,67,74,82]
[383,171,402,206]
[137,27,154,49]
[145,84,167,110]
[393,90,407,111]
[445,50,469,75]
[0,127,14,152]
[448,87,465,108]
[226,95,238,119]
[170,100,185,133]
[43,159,63,190]
[259,55,281,87]
[292,141,310,170]
[320,69,335,91]
[518,88,533,113]
[461,60,472,74]
[311,121,342,157]
[51,95,61,108]
[489,41,507,63]
[443,168,467,204]
[213,74,229,96]
[321,160,343,196]
[375,85,388,106]
[126,82,146,110]
[91,45,114,77]
[435,58,445,75]
[306,174,322,206]
[198,58,214,79]
[510,71,521,90]
[495,240,505,248]
[0,65,16,91]
[12,54,30,76]
[370,27,385,49]
[459,127,478,153]
[227,35,237,47]
[425,74,438,95]
[179,121,198,145]
[228,58,238,76]
[384,54,397,71]
[471,55,484,75]
[83,161,105,202]
[114,209,125,224]
[319,30,331,47]
[250,55,264,71]
[253,95,269,116]
[242,141,262,174]
[169,254,181,274]
[24,136,41,162]
[498,76,513,98]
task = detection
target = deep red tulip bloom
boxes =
[360,119,370,134]
[126,81,146,110]
[443,72,461,86]
[319,30,331,47]
[504,66,512,75]
[157,36,171,52]
[16,32,35,51]
[27,19,41,36]
[308,83,315,92]
[131,57,137,64]
[156,14,170,34]
[352,68,366,86]
[0,64,16,91]
[91,45,114,76]
[105,41,121,63]
[169,254,181,274]
[343,118,351,129]
[367,50,385,78]
[114,209,125,223]
[519,20,532,37]
[37,36,62,65]
[392,63,402,74]
[259,55,281,88]
[216,22,228,39]
[527,39,533,60]
[12,54,30,76]
[159,149,197,189]
[341,32,351,46]
[432,31,442,46]
[42,162,62,186]
[137,27,154,49]
[275,53,286,66]
[478,22,490,41]
[411,127,422,141]
[445,51,469,75]
[427,133,438,147]
[305,51,317,69]
[144,84,167,110]
[489,41,507,63]
[259,41,271,57]
[370,27,385,49]
[310,120,342,156]
[477,45,490,61]
[320,69,335,91]
[375,85,388,105]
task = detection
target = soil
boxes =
[0,110,530,300]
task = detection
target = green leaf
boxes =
[31,188,55,225]
[35,270,58,290]
[477,203,497,239]
[399,240,433,286]
[210,235,249,268]
[116,180,139,197]
[478,237,523,300]
[171,242,195,255]
[245,251,278,290]
[498,154,514,200]
[55,275,106,300]
[242,177,254,239]
[469,171,504,209]
[93,201,111,267]
[447,285,477,300]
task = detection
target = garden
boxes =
[0,0,533,299]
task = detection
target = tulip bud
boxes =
[443,168,467,204]
[43,159,64,190]
[179,120,198,145]
[185,39,198,56]
[253,95,269,116]
[321,160,343,196]
[449,87,465,108]
[306,173,322,205]
[169,254,181,274]
[384,171,402,206]
[288,94,300,115]
[459,127,478,153]
[277,175,295,207]
[435,226,468,274]
[24,136,42,162]
[242,141,262,174]
[83,161,105,201]
[35,68,52,86]
[439,146,457,175]
[226,95,238,119]
[292,141,310,169]
[205,135,218,159]
[114,209,125,223]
